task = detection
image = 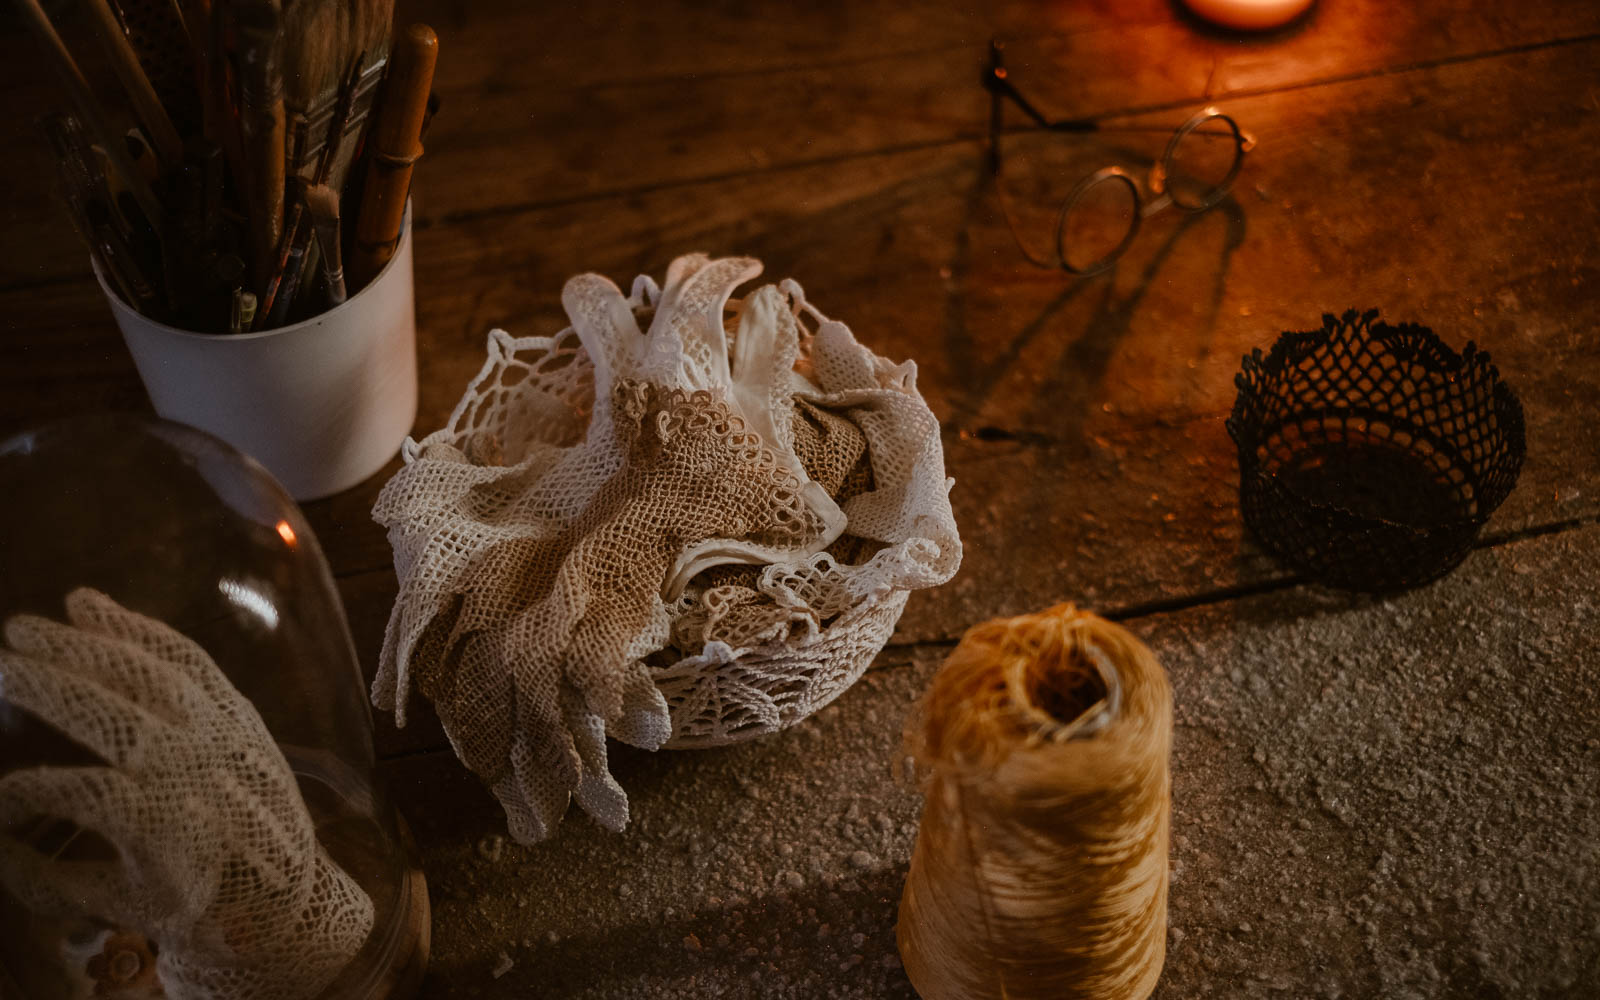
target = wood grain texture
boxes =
[402,0,1600,227]
[2,0,1598,284]
[2,34,1597,745]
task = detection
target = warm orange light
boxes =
[276,520,297,547]
[1184,0,1313,30]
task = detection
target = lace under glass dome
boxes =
[0,414,426,1000]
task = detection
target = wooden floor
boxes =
[2,1,1598,997]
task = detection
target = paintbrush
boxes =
[44,113,167,314]
[124,129,161,184]
[351,23,436,288]
[233,0,286,295]
[106,0,203,139]
[275,0,392,314]
[89,199,160,314]
[268,50,362,315]
[58,117,158,275]
[18,0,165,232]
[86,146,136,240]
[283,0,393,190]
[117,190,165,287]
[265,187,313,326]
[304,182,346,306]
[255,0,390,320]
[190,138,225,246]
[83,0,183,167]
[43,115,107,251]
[90,146,166,287]
[164,159,207,323]
[182,0,244,189]
[280,0,345,174]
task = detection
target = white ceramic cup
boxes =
[95,206,418,501]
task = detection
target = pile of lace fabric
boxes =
[373,254,961,843]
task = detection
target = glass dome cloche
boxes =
[0,414,427,1000]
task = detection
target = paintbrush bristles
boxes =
[281,0,393,192]
[280,0,347,113]
[304,182,346,305]
[354,0,395,65]
[282,0,393,111]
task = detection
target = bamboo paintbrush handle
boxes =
[351,23,437,288]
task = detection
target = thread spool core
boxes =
[1014,638,1122,741]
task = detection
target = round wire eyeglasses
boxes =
[985,40,1256,276]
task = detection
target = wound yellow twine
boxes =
[896,604,1173,1000]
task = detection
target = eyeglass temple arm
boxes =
[985,40,1097,151]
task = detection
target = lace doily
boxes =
[373,254,961,843]
[0,589,374,1000]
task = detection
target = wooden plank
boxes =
[3,0,1598,287]
[405,0,1600,228]
[393,0,1599,95]
[0,277,151,426]
[380,523,1600,998]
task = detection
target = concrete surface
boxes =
[384,521,1600,999]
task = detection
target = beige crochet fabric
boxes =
[0,589,373,1000]
[374,254,961,844]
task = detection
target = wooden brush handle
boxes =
[83,0,183,166]
[351,23,437,287]
[184,0,240,178]
[235,2,286,294]
[17,0,165,231]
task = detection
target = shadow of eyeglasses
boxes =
[984,39,1256,275]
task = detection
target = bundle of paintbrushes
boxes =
[21,0,439,334]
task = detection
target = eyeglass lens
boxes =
[1165,114,1244,211]
[1061,171,1139,274]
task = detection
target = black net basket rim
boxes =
[1225,309,1526,591]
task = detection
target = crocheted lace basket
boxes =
[373,254,960,842]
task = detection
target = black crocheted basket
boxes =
[1226,310,1525,592]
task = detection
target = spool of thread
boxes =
[896,603,1173,1000]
